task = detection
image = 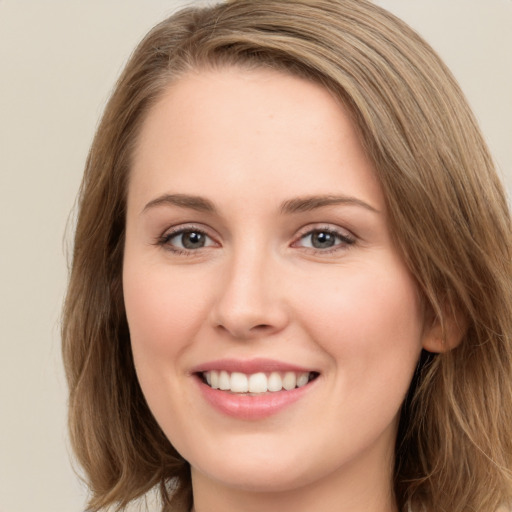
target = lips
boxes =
[191,358,320,419]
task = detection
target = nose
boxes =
[210,250,289,340]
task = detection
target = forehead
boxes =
[129,66,384,213]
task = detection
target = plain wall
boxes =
[0,1,510,511]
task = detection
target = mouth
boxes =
[198,370,320,395]
[191,359,321,419]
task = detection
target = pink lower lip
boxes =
[196,376,316,420]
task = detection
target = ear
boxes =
[421,304,467,353]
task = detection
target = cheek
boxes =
[292,258,424,388]
[122,260,217,433]
[123,259,209,359]
[287,261,424,458]
[122,257,212,422]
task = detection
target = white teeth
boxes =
[248,372,267,393]
[210,370,219,389]
[202,370,314,394]
[296,372,309,387]
[282,371,296,390]
[267,371,283,392]
[230,372,249,392]
[219,370,230,391]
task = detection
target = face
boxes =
[123,67,430,500]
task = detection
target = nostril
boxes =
[252,324,272,331]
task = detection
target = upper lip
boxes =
[190,358,317,375]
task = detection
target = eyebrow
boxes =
[142,193,216,214]
[280,195,379,214]
[142,193,378,215]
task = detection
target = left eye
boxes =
[296,229,354,250]
[165,229,215,250]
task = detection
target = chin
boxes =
[196,460,314,494]
[186,437,317,493]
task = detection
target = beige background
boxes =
[0,1,510,511]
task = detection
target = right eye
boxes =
[158,227,217,253]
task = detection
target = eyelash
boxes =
[155,225,216,256]
[155,225,356,256]
[292,226,356,254]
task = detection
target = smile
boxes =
[201,370,318,394]
[192,359,321,420]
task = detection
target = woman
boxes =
[62,0,512,511]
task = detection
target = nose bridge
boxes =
[211,239,287,339]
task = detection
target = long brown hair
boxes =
[62,1,512,510]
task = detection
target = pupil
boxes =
[182,232,205,249]
[312,231,335,249]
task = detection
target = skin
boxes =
[123,67,439,512]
